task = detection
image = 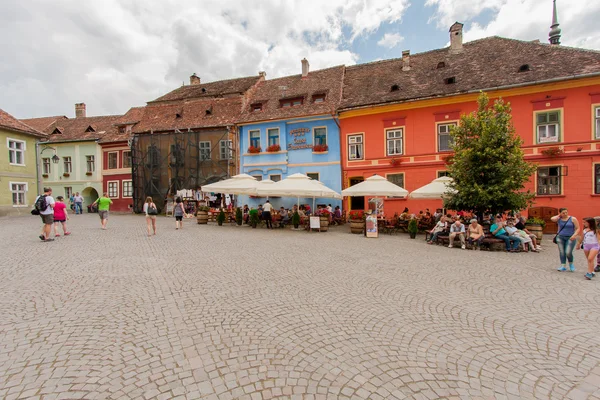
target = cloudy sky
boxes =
[1,0,598,119]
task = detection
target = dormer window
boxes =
[52,127,63,135]
[85,125,95,133]
[118,126,126,134]
[444,77,456,85]
[390,84,400,92]
[175,113,182,119]
[518,64,531,72]
[205,106,213,116]
[251,103,262,112]
[201,88,207,93]
[312,93,326,103]
[280,97,303,108]
[437,62,446,69]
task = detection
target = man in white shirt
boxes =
[262,200,273,229]
[36,187,55,242]
[448,219,466,249]
[73,192,84,214]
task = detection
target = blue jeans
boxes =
[428,231,442,242]
[556,235,576,265]
[495,234,520,251]
[75,202,83,214]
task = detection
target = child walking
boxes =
[580,217,600,280]
[53,196,71,237]
[174,197,187,229]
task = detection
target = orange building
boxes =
[339,22,600,230]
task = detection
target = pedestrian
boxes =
[551,208,580,272]
[53,196,71,237]
[143,196,158,236]
[448,219,466,249]
[69,193,75,211]
[35,187,55,242]
[92,192,113,230]
[579,217,599,280]
[174,197,186,230]
[73,192,84,215]
[263,200,273,229]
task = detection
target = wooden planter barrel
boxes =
[320,216,329,232]
[196,211,208,224]
[525,224,543,242]
[349,219,365,234]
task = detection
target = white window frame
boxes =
[199,141,211,160]
[267,128,280,147]
[107,152,119,169]
[107,180,119,198]
[220,140,233,160]
[63,156,72,174]
[437,122,456,152]
[122,180,133,198]
[594,106,600,140]
[537,166,562,195]
[9,181,28,207]
[86,155,95,172]
[386,128,404,156]
[42,157,51,174]
[385,173,405,198]
[269,174,282,182]
[348,134,363,161]
[65,187,73,200]
[251,175,263,181]
[249,129,261,149]
[313,126,327,146]
[7,138,26,166]
[122,151,132,168]
[536,110,561,144]
[306,172,320,181]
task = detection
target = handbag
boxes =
[552,217,571,244]
[147,203,158,216]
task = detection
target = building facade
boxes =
[0,109,45,216]
[237,63,344,209]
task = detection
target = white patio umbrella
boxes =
[201,174,259,195]
[256,173,342,199]
[408,176,456,199]
[341,174,408,197]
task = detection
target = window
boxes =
[269,174,282,182]
[314,127,327,146]
[444,77,456,84]
[348,134,363,160]
[313,94,326,103]
[251,175,263,181]
[267,128,280,146]
[595,107,600,139]
[118,126,126,134]
[251,103,262,112]
[8,139,25,165]
[437,171,450,178]
[220,140,232,160]
[518,64,531,72]
[86,155,95,172]
[148,145,160,167]
[65,187,72,200]
[122,151,132,168]
[170,145,185,166]
[107,181,119,198]
[249,130,260,148]
[199,142,211,160]
[42,158,51,174]
[123,180,133,198]
[438,123,456,152]
[536,111,560,143]
[280,97,303,108]
[307,173,319,181]
[386,173,405,195]
[386,128,403,156]
[10,182,27,206]
[390,85,400,92]
[595,165,600,195]
[63,157,72,173]
[108,152,118,169]
[537,166,562,195]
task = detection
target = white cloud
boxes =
[377,33,404,49]
[0,0,410,118]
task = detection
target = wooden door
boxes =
[349,177,365,210]
[528,206,558,234]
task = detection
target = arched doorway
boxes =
[82,187,99,211]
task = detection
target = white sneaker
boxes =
[536,245,542,250]
[461,245,466,249]
[448,244,453,248]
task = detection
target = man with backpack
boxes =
[35,187,55,241]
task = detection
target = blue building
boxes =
[237,61,344,210]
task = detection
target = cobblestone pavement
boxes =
[1,214,600,400]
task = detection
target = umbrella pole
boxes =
[312,197,315,212]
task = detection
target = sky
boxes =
[1,0,599,119]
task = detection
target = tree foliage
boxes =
[443,92,536,216]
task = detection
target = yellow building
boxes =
[0,109,45,216]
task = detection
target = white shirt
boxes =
[263,203,273,212]
[74,195,83,203]
[326,206,333,213]
[37,195,55,215]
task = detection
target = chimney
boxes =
[190,73,201,85]
[402,50,411,71]
[449,22,464,53]
[258,71,266,79]
[75,103,86,118]
[301,58,310,78]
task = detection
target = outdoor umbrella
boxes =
[341,174,408,197]
[201,173,259,195]
[408,176,456,199]
[256,173,342,209]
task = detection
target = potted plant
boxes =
[525,217,546,242]
[292,211,300,229]
[318,209,330,232]
[196,206,210,224]
[86,172,93,176]
[443,154,454,165]
[266,144,281,152]
[541,146,564,157]
[313,144,328,152]
[408,218,418,239]
[249,209,259,228]
[216,209,226,226]
[348,210,365,234]
[247,145,261,154]
[390,158,402,167]
[235,207,243,226]
[42,174,48,178]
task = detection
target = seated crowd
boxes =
[241,202,343,228]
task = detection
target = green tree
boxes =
[443,92,536,217]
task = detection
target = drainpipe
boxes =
[35,140,41,195]
[332,112,345,214]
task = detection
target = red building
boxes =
[339,22,600,230]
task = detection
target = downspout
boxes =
[35,140,41,196]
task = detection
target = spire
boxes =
[549,0,561,45]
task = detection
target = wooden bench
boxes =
[435,232,506,251]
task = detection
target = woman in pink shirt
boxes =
[53,196,71,237]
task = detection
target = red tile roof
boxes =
[340,36,600,110]
[150,75,263,103]
[97,107,145,143]
[31,115,124,143]
[19,115,68,133]
[0,109,46,137]
[238,66,345,123]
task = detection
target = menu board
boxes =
[366,215,378,238]
[309,216,320,230]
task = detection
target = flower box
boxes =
[86,172,93,176]
[390,158,402,167]
[247,146,261,154]
[42,174,48,178]
[313,144,328,152]
[541,146,563,157]
[266,144,281,152]
[63,173,70,177]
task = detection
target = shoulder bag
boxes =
[553,217,571,244]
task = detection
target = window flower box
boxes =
[390,158,402,167]
[63,173,70,177]
[247,146,261,154]
[42,174,48,178]
[86,172,93,176]
[266,144,281,152]
[541,146,563,157]
[313,144,328,152]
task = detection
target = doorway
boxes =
[528,206,558,234]
[82,187,99,211]
[349,177,365,210]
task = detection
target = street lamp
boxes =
[51,154,60,164]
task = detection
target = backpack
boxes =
[147,203,158,215]
[35,195,48,212]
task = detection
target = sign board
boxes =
[165,201,174,216]
[309,216,320,230]
[366,215,378,238]
[287,127,313,151]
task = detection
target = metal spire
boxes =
[549,0,561,45]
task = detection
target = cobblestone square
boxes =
[1,214,600,399]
